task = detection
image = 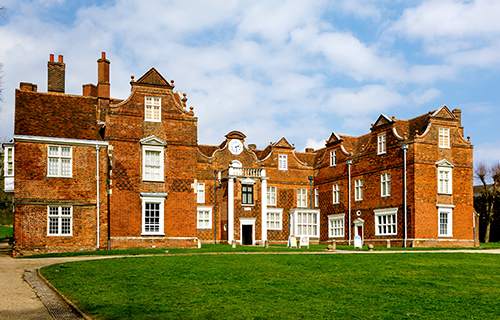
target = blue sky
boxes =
[0,0,499,171]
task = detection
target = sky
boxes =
[0,0,499,172]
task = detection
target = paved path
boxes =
[1,239,499,320]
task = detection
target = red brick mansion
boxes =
[2,53,476,256]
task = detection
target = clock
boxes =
[228,139,243,155]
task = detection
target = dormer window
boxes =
[377,134,386,155]
[145,96,161,122]
[278,154,287,170]
[439,128,450,148]
[330,150,336,166]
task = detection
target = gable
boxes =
[326,132,343,146]
[273,137,294,149]
[225,131,246,141]
[133,68,174,89]
[372,114,394,129]
[431,105,456,120]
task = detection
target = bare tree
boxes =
[475,162,500,243]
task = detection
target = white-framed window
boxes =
[4,146,14,176]
[145,96,161,122]
[355,178,363,201]
[141,193,166,235]
[439,128,450,148]
[296,211,319,237]
[374,208,398,236]
[267,186,277,206]
[297,188,307,208]
[330,150,336,166]
[437,205,454,237]
[267,208,283,230]
[332,183,340,204]
[378,133,386,155]
[438,168,452,194]
[381,173,391,197]
[142,146,164,181]
[197,206,212,229]
[242,184,254,204]
[48,146,72,177]
[197,183,205,203]
[278,154,287,170]
[314,188,319,207]
[47,206,73,236]
[328,214,344,238]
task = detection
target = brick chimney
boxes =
[97,52,110,100]
[47,54,65,93]
[452,108,464,137]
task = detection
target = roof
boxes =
[14,89,102,141]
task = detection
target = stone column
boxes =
[228,177,235,243]
[261,174,269,242]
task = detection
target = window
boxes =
[374,208,398,236]
[381,173,391,197]
[314,188,319,207]
[328,214,344,238]
[437,205,453,237]
[197,183,205,203]
[355,179,363,201]
[47,206,72,236]
[439,128,450,148]
[48,146,72,177]
[438,168,452,194]
[197,206,212,229]
[297,188,307,208]
[378,134,386,154]
[296,211,319,236]
[142,146,164,181]
[267,209,283,230]
[141,194,166,235]
[267,186,277,206]
[278,154,287,170]
[330,150,336,166]
[242,185,253,204]
[4,146,13,176]
[332,184,340,204]
[145,96,161,122]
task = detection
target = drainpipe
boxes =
[308,176,314,209]
[96,145,100,249]
[402,144,408,248]
[347,159,352,245]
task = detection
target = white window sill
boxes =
[48,234,73,237]
[329,235,344,238]
[141,233,165,236]
[47,176,73,179]
[267,228,282,231]
[241,204,254,207]
[142,179,165,183]
[197,227,212,230]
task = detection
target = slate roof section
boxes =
[14,89,102,141]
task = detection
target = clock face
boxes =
[228,139,243,155]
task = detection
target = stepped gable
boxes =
[14,89,101,141]
[133,67,174,89]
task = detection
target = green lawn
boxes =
[41,253,500,319]
[0,225,13,238]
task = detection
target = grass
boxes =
[22,241,500,258]
[41,253,500,319]
[0,225,13,238]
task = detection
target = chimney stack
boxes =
[47,54,65,93]
[452,108,464,137]
[97,52,110,100]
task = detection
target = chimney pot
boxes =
[58,55,63,63]
[102,52,106,59]
[50,54,54,62]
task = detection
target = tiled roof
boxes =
[14,90,102,141]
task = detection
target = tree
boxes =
[475,162,500,243]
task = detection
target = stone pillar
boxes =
[261,175,268,242]
[228,177,235,243]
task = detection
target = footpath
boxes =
[1,239,499,320]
